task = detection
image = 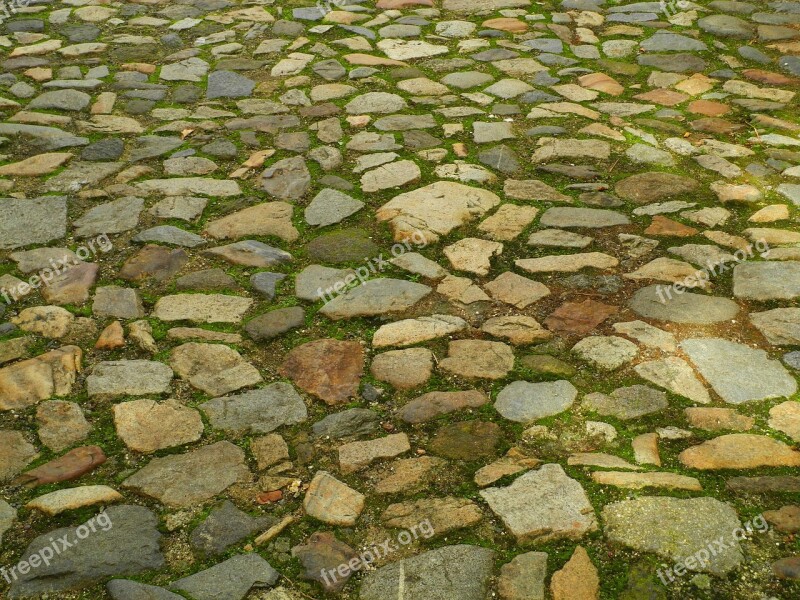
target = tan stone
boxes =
[370,348,433,390]
[684,407,754,432]
[515,252,618,274]
[592,471,702,491]
[439,340,514,379]
[769,401,800,442]
[26,485,122,516]
[0,152,72,177]
[482,316,552,345]
[632,433,661,466]
[304,470,364,526]
[113,398,204,454]
[203,202,299,242]
[444,238,503,276]
[372,314,468,348]
[551,546,599,600]
[382,497,482,534]
[483,272,550,309]
[679,434,800,470]
[338,433,410,474]
[251,434,289,470]
[374,456,446,494]
[478,204,538,241]
[0,346,82,410]
[12,306,75,338]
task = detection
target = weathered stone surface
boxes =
[480,464,597,543]
[170,554,279,600]
[304,470,364,526]
[122,442,251,507]
[373,314,467,347]
[381,496,481,534]
[377,181,501,243]
[87,360,172,397]
[360,545,496,600]
[429,420,502,460]
[399,390,488,423]
[0,430,38,481]
[681,338,797,404]
[279,339,363,405]
[734,262,800,301]
[439,340,515,379]
[170,342,262,397]
[602,496,743,575]
[9,506,163,597]
[153,294,253,324]
[319,279,431,320]
[0,196,67,249]
[551,546,599,600]
[201,383,307,435]
[26,485,122,516]
[0,346,82,410]
[679,434,800,469]
[113,399,203,454]
[495,381,577,422]
[339,433,411,474]
[629,285,739,324]
[190,501,274,556]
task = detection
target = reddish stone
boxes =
[687,100,731,117]
[644,215,698,237]
[14,445,106,487]
[257,490,283,504]
[544,299,618,335]
[742,69,797,86]
[279,339,364,405]
[95,321,125,350]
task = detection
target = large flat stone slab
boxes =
[0,196,67,249]
[733,262,800,301]
[681,338,797,404]
[360,545,496,600]
[602,496,743,575]
[319,279,431,320]
[200,383,308,434]
[122,441,250,507]
[629,285,739,324]
[480,464,597,543]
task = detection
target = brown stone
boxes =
[550,546,599,600]
[742,69,797,86]
[679,434,800,470]
[36,401,91,452]
[95,321,125,350]
[429,420,502,460]
[292,531,358,593]
[338,433,410,474]
[685,407,754,432]
[772,556,800,580]
[764,505,800,533]
[381,497,482,535]
[15,445,106,487]
[251,434,289,470]
[120,244,188,282]
[544,299,617,335]
[483,17,528,33]
[634,89,688,106]
[374,456,447,495]
[690,117,744,134]
[398,390,488,424]
[578,72,624,96]
[41,262,99,305]
[615,172,699,204]
[687,99,731,116]
[644,215,698,237]
[370,348,432,390]
[303,470,364,526]
[279,339,364,405]
[438,340,515,380]
[0,346,82,410]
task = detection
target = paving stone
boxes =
[122,441,250,507]
[200,383,307,435]
[602,496,743,575]
[170,554,279,600]
[495,381,577,422]
[481,464,597,543]
[9,506,163,597]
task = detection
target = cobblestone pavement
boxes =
[1,0,800,598]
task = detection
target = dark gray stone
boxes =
[189,501,275,555]
[9,506,163,598]
[170,554,279,600]
[107,580,184,600]
[245,307,305,341]
[207,70,255,99]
